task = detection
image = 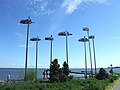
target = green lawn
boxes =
[0,73,120,90]
[106,78,119,90]
[0,78,110,90]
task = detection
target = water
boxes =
[0,68,45,80]
[0,68,120,80]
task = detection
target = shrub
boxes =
[26,69,36,81]
[95,68,108,80]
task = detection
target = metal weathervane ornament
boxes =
[58,31,72,65]
[30,36,41,82]
[78,36,89,79]
[83,27,93,77]
[45,35,54,64]
[20,16,34,81]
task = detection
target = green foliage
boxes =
[62,61,69,76]
[49,59,61,82]
[95,68,108,80]
[59,61,71,82]
[0,78,112,90]
[49,59,70,82]
[0,67,120,90]
[95,68,120,84]
[112,73,120,80]
[108,73,120,83]
[0,82,39,90]
[26,69,36,81]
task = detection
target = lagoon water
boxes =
[0,68,120,80]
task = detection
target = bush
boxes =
[95,68,108,80]
[112,73,120,80]
[26,69,36,81]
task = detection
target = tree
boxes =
[49,59,72,82]
[58,61,70,82]
[49,59,71,82]
[49,59,60,82]
[62,61,69,76]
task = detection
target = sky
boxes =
[0,0,120,68]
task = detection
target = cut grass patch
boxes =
[106,78,119,90]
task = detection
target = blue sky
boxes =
[0,0,120,68]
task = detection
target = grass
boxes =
[0,73,120,90]
[0,78,109,90]
[106,78,119,90]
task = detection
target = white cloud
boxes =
[19,44,26,48]
[15,32,24,38]
[19,42,35,48]
[61,0,108,14]
[25,0,55,17]
[11,63,24,67]
[86,0,107,4]
[61,0,82,14]
[97,37,120,40]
